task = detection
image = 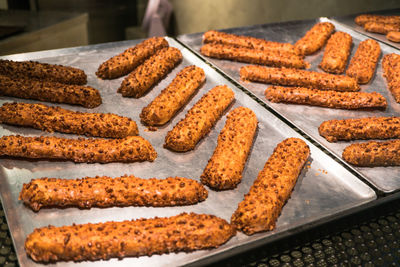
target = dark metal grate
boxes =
[210,200,400,267]
[0,205,17,267]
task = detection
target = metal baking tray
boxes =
[331,9,400,50]
[178,17,400,193]
[0,37,375,267]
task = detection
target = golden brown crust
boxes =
[319,117,400,142]
[96,37,169,79]
[342,140,400,167]
[0,59,87,85]
[0,135,156,163]
[382,53,400,103]
[346,39,381,84]
[0,102,138,138]
[294,22,335,55]
[19,175,208,211]
[387,31,400,42]
[363,21,400,34]
[265,86,387,110]
[140,65,206,126]
[201,107,258,190]
[240,65,359,91]
[200,43,308,69]
[231,138,310,235]
[118,47,182,98]
[355,14,400,26]
[0,74,101,108]
[319,32,352,74]
[202,30,296,53]
[164,85,235,152]
[25,212,236,262]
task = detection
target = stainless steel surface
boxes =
[0,37,375,267]
[178,18,400,193]
[331,9,400,50]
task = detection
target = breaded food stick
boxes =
[0,75,101,108]
[382,53,400,81]
[319,32,352,74]
[202,30,296,53]
[231,138,309,235]
[140,65,206,126]
[387,31,400,42]
[25,212,236,262]
[164,85,235,152]
[0,59,87,85]
[294,22,335,55]
[200,43,308,69]
[346,39,381,84]
[20,175,208,211]
[118,47,182,98]
[382,53,400,103]
[355,14,400,26]
[265,86,387,110]
[201,107,257,190]
[0,102,138,138]
[342,140,400,167]
[363,22,400,34]
[0,135,156,163]
[96,37,168,79]
[240,65,359,91]
[319,117,400,142]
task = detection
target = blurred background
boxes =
[1,0,400,55]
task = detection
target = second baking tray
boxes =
[178,17,400,193]
[331,9,400,50]
[0,37,375,267]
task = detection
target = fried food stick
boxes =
[164,85,235,152]
[319,117,400,142]
[20,175,208,211]
[342,140,400,167]
[355,14,400,26]
[118,47,182,98]
[0,102,138,138]
[319,32,352,74]
[240,65,359,91]
[202,30,296,53]
[363,21,400,34]
[0,59,86,85]
[382,53,400,103]
[231,138,310,235]
[25,212,236,262]
[140,65,206,126]
[346,39,381,84]
[294,22,335,55]
[0,135,156,163]
[201,107,257,190]
[0,75,101,108]
[96,37,169,79]
[200,43,308,69]
[265,86,387,110]
[387,31,400,42]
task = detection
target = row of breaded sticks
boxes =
[355,14,400,43]
[0,37,179,108]
[317,52,400,167]
[23,137,310,262]
[199,24,400,109]
[200,23,374,78]
[200,23,400,168]
[0,59,102,108]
